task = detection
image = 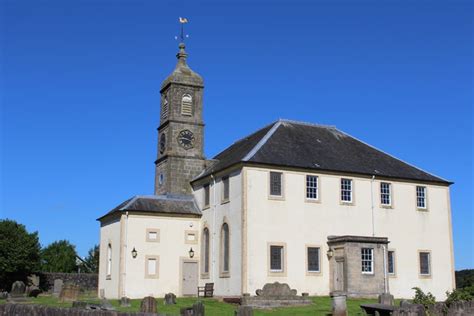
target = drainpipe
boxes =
[382,245,388,293]
[370,175,375,237]
[210,175,217,281]
[122,211,129,298]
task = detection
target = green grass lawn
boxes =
[1,293,381,315]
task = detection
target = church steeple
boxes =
[155,42,205,195]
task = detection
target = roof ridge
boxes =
[242,121,282,161]
[278,118,336,129]
[336,128,451,183]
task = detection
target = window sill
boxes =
[306,271,322,276]
[203,205,210,210]
[268,195,285,201]
[106,275,111,280]
[380,205,393,209]
[340,201,354,206]
[201,273,210,279]
[361,272,374,276]
[220,199,230,205]
[419,274,432,279]
[388,273,397,278]
[145,274,159,279]
[268,270,287,277]
[305,198,321,204]
[219,272,230,278]
[417,208,429,212]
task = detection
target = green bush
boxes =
[412,287,436,309]
[445,286,474,306]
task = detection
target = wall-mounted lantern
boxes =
[326,248,334,260]
[131,247,138,258]
[189,247,195,258]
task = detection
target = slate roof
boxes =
[194,119,450,185]
[97,194,201,221]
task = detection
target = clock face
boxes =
[159,133,166,154]
[177,129,195,149]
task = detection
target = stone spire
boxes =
[160,43,203,90]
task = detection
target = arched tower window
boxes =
[220,223,230,274]
[161,95,169,120]
[181,94,193,116]
[106,243,112,277]
[202,228,210,274]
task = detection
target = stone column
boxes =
[330,292,347,316]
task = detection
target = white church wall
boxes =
[121,214,201,299]
[195,169,243,296]
[244,166,454,299]
[98,216,122,299]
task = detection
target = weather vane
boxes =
[175,17,189,42]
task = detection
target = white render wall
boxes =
[98,217,121,299]
[244,166,454,299]
[194,170,243,296]
[123,214,201,299]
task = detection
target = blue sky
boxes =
[1,0,472,269]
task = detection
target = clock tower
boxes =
[155,43,205,195]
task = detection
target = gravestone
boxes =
[140,296,157,313]
[235,305,253,316]
[52,279,63,297]
[120,296,131,307]
[193,301,205,316]
[242,282,311,308]
[255,282,297,297]
[0,292,8,300]
[27,287,41,297]
[100,298,115,311]
[164,293,177,305]
[59,284,80,302]
[10,281,26,297]
[378,292,394,306]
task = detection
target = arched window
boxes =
[221,223,230,274]
[106,244,112,277]
[202,228,210,274]
[162,95,169,120]
[181,94,193,116]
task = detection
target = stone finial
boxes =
[177,43,188,65]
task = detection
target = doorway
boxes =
[182,261,198,296]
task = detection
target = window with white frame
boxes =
[306,175,319,200]
[222,176,229,202]
[416,186,427,209]
[106,244,112,277]
[181,94,193,116]
[361,248,374,273]
[388,250,395,275]
[270,245,284,272]
[341,178,353,202]
[307,247,320,272]
[419,252,431,275]
[203,184,210,208]
[381,182,391,206]
[270,172,282,196]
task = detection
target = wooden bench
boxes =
[197,283,214,298]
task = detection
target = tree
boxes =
[41,240,77,273]
[0,219,41,291]
[81,245,99,273]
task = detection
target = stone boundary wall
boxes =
[40,273,98,292]
[0,304,162,316]
[392,301,474,316]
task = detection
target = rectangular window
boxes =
[146,229,160,242]
[204,184,210,208]
[341,178,353,202]
[419,252,431,275]
[416,186,427,209]
[306,175,319,200]
[222,176,230,202]
[361,248,374,273]
[388,251,395,275]
[380,182,391,206]
[270,172,282,196]
[145,256,159,278]
[307,247,320,272]
[270,245,284,271]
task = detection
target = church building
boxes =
[97,42,455,300]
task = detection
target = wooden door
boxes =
[182,261,198,296]
[335,259,344,292]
